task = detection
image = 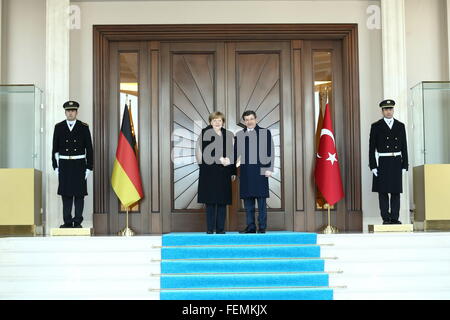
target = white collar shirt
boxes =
[66,120,77,131]
[384,117,394,130]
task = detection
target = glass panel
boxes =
[411,82,424,166]
[423,83,450,164]
[119,52,140,212]
[0,85,43,170]
[411,82,450,165]
[34,87,44,171]
[312,51,335,210]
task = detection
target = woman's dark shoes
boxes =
[206,231,213,234]
[216,231,226,234]
[257,229,266,233]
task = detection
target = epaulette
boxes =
[81,121,89,126]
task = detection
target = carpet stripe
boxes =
[160,288,334,300]
[161,259,325,273]
[162,246,321,259]
[161,273,329,289]
[162,232,317,246]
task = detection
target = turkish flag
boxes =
[314,104,344,205]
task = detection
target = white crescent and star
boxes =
[326,152,338,165]
[316,128,338,165]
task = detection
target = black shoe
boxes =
[216,231,226,234]
[391,220,402,224]
[206,231,213,234]
[382,220,391,225]
[257,229,266,233]
[73,223,82,228]
[60,223,73,228]
[239,228,256,234]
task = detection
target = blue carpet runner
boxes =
[160,232,333,300]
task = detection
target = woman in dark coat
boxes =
[197,112,236,234]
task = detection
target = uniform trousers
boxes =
[62,196,84,225]
[378,192,400,222]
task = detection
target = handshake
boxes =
[219,157,231,166]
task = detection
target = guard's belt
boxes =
[378,152,401,157]
[59,155,86,160]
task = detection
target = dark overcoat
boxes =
[369,118,408,193]
[197,126,236,205]
[52,120,94,196]
[235,125,274,199]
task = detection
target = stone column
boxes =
[45,0,70,233]
[380,0,410,224]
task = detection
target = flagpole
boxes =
[322,203,339,234]
[119,206,135,236]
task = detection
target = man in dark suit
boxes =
[52,101,93,228]
[235,110,275,233]
[369,99,408,225]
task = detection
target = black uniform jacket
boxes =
[369,118,408,193]
[197,126,236,205]
[52,120,93,196]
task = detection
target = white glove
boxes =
[55,168,59,176]
[402,169,407,174]
[265,170,273,177]
[231,175,236,182]
[372,168,378,177]
[220,157,231,166]
[85,169,92,180]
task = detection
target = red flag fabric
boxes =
[315,106,327,208]
[314,104,344,205]
[111,104,144,208]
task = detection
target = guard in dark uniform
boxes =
[52,101,93,228]
[369,99,408,224]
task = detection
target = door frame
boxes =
[93,24,361,234]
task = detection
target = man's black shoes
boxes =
[60,223,72,228]
[382,220,402,225]
[257,229,266,233]
[239,228,256,234]
[73,223,83,228]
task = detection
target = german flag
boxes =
[111,104,144,208]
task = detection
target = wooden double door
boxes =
[160,41,293,232]
[97,33,361,234]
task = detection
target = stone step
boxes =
[325,259,450,275]
[0,251,159,265]
[0,236,161,252]
[0,278,160,299]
